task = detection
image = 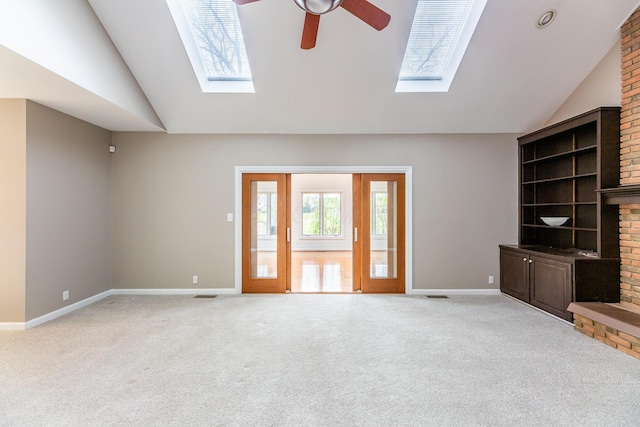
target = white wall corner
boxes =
[0,0,163,130]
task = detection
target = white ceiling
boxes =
[1,0,639,134]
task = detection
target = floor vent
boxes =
[194,295,218,299]
[426,295,449,299]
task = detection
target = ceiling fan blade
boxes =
[340,0,390,31]
[233,0,260,4]
[301,12,320,50]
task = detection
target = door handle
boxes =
[287,227,291,243]
[354,227,358,242]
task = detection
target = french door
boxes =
[353,174,406,293]
[242,172,405,293]
[242,174,289,293]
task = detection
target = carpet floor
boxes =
[1,294,639,426]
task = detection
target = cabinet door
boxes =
[500,249,529,302]
[530,256,572,320]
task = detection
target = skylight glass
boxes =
[166,0,254,92]
[396,0,487,92]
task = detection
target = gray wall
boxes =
[25,101,112,320]
[111,132,518,291]
[0,99,27,322]
[547,44,621,126]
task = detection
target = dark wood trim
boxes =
[599,185,640,205]
[518,107,620,144]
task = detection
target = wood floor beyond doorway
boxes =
[291,251,353,293]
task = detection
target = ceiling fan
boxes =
[233,0,391,49]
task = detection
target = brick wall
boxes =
[574,313,640,359]
[620,206,640,305]
[620,8,640,310]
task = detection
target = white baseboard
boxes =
[412,289,502,296]
[25,290,114,329]
[0,288,238,330]
[0,322,28,331]
[111,288,238,296]
[0,290,116,331]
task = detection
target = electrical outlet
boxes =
[193,276,198,285]
[227,213,233,222]
[488,276,494,284]
[63,290,69,301]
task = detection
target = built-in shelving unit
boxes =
[518,107,620,258]
[500,107,621,321]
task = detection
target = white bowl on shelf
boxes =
[540,216,569,226]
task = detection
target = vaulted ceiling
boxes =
[1,0,639,134]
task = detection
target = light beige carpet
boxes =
[1,294,639,426]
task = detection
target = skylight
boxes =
[396,0,487,93]
[166,0,254,93]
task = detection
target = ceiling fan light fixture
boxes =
[536,9,557,29]
[293,0,343,15]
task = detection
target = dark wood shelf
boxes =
[522,172,597,186]
[521,145,597,165]
[521,224,597,232]
[522,202,596,207]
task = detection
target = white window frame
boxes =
[165,0,255,93]
[301,192,343,238]
[396,0,487,93]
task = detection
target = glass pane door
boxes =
[359,174,405,293]
[370,181,397,279]
[242,174,287,293]
[250,181,278,278]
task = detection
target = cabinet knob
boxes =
[529,259,533,264]
[523,258,527,262]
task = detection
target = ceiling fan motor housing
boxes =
[294,0,343,15]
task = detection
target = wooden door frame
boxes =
[358,173,406,293]
[234,166,413,294]
[241,173,287,293]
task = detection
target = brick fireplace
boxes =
[618,7,640,310]
[569,7,640,360]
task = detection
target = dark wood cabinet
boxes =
[500,246,620,321]
[529,255,572,319]
[500,247,529,302]
[501,107,621,320]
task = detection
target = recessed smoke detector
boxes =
[537,9,557,29]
